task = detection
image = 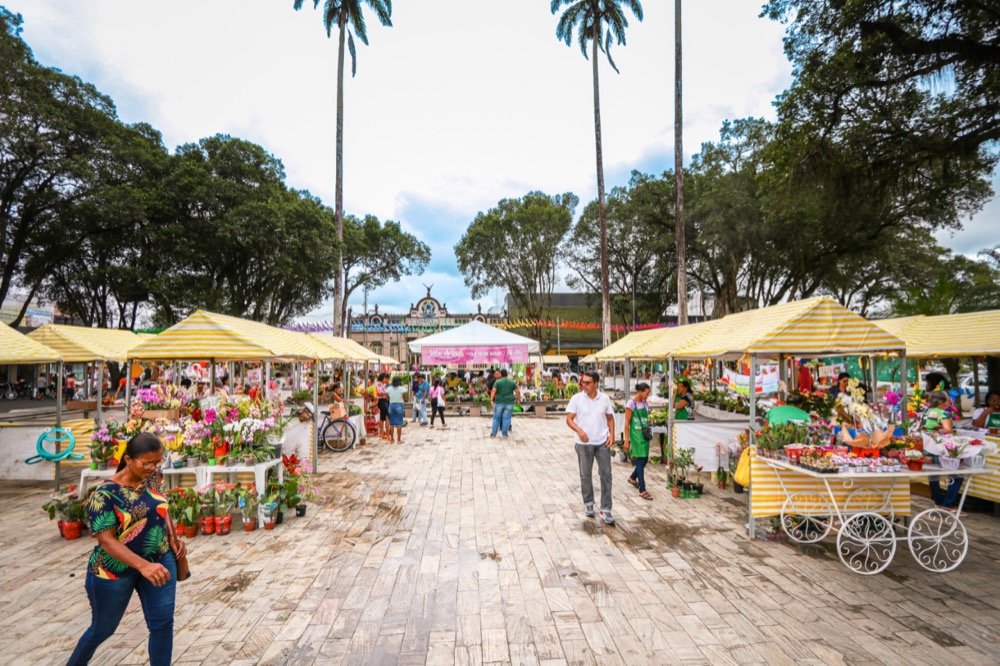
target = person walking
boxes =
[376,373,390,441]
[386,377,408,444]
[429,378,447,429]
[68,433,185,666]
[566,371,616,524]
[624,382,653,500]
[490,369,520,438]
[415,372,431,426]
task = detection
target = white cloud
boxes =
[11,0,995,324]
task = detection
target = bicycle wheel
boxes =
[322,419,357,452]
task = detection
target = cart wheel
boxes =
[907,508,968,573]
[844,487,893,519]
[780,492,833,544]
[836,512,896,575]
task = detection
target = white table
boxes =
[760,456,996,575]
[78,468,114,496]
[203,457,284,493]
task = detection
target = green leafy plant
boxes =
[42,487,86,522]
[563,381,580,398]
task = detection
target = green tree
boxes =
[763,0,1000,157]
[563,171,676,326]
[293,0,393,338]
[151,135,339,325]
[341,214,431,308]
[551,0,643,349]
[0,8,135,323]
[455,191,577,345]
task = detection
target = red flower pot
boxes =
[243,519,257,532]
[215,516,232,535]
[62,520,83,540]
[200,516,215,535]
[182,523,199,538]
[906,460,924,472]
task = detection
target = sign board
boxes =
[421,345,529,365]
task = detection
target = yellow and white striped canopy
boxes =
[0,323,61,364]
[875,310,1000,358]
[592,328,669,361]
[129,310,321,361]
[374,354,401,366]
[307,334,382,362]
[28,324,142,362]
[541,354,571,365]
[672,296,905,359]
[625,320,721,359]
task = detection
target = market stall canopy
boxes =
[128,310,321,361]
[672,296,905,359]
[541,354,570,365]
[28,324,141,362]
[591,328,667,361]
[307,333,379,362]
[408,321,540,364]
[375,354,401,366]
[875,311,1000,358]
[0,323,62,364]
[611,322,720,360]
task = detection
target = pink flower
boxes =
[204,409,218,425]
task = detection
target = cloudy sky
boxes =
[10,0,997,323]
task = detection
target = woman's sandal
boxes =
[639,491,653,500]
[628,477,639,488]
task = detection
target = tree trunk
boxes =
[334,14,347,337]
[674,0,688,325]
[592,25,611,350]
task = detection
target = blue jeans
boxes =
[930,475,964,508]
[491,403,513,436]
[416,399,428,425]
[68,551,176,666]
[630,456,649,492]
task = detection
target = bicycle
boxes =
[318,410,357,452]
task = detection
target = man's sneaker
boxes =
[585,503,595,518]
[600,510,615,525]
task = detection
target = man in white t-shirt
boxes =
[566,370,616,524]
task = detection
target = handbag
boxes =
[167,521,191,582]
[634,404,652,442]
[733,447,751,487]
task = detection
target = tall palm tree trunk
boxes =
[592,25,611,350]
[334,13,347,336]
[674,0,688,325]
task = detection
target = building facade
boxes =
[348,288,506,366]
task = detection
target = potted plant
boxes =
[198,492,216,535]
[42,487,87,539]
[903,448,926,471]
[90,426,116,470]
[208,482,235,535]
[168,487,200,538]
[238,484,259,531]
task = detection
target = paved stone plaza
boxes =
[2,417,999,665]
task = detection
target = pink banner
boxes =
[421,345,530,365]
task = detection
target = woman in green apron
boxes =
[624,383,653,499]
[675,378,693,420]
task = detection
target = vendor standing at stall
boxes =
[922,391,963,512]
[674,378,694,420]
[971,390,1000,430]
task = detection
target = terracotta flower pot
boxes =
[906,460,924,472]
[56,520,65,538]
[215,515,232,535]
[62,520,83,540]
[243,519,257,532]
[200,516,216,535]
[182,523,199,538]
[671,485,681,498]
[263,518,277,530]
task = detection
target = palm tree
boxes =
[293,0,393,337]
[551,0,643,350]
[674,0,687,325]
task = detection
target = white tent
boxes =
[409,321,540,365]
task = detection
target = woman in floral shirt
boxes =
[68,433,185,666]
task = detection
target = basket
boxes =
[938,456,961,471]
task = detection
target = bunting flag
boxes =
[496,320,668,333]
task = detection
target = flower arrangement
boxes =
[137,384,190,411]
[90,426,117,466]
[903,449,926,460]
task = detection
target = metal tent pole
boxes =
[666,357,676,464]
[96,360,104,428]
[55,361,64,492]
[747,354,758,541]
[312,362,320,472]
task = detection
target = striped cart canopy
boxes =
[28,324,142,362]
[875,310,1000,358]
[0,323,62,364]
